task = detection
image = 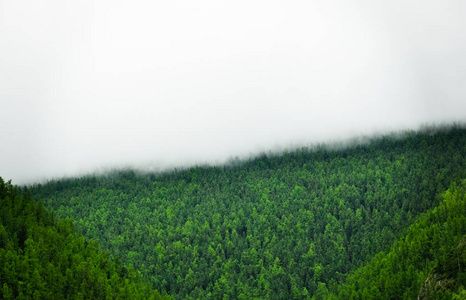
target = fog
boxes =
[1,0,465,184]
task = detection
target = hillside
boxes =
[28,127,466,298]
[330,181,466,299]
[0,178,170,299]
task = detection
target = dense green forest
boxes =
[26,126,466,299]
[0,177,170,299]
[330,180,466,299]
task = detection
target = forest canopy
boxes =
[331,180,466,299]
[0,177,170,299]
[25,126,466,299]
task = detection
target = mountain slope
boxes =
[30,126,466,298]
[0,178,171,299]
[329,181,466,299]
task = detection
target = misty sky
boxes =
[1,0,466,184]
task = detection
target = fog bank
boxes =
[1,1,465,184]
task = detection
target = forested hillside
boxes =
[331,181,466,299]
[0,178,170,299]
[29,127,466,298]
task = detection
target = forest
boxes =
[330,180,466,299]
[0,177,170,299]
[1,125,466,299]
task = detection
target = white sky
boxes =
[1,0,466,184]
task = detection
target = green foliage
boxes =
[332,181,466,299]
[28,127,466,298]
[0,177,170,299]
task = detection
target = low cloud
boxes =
[1,0,465,184]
